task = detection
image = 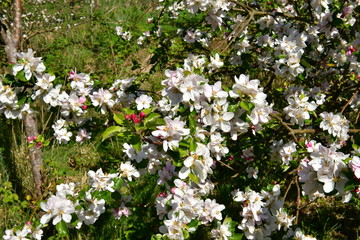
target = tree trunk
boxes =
[1,0,43,198]
[24,114,43,198]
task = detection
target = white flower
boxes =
[248,105,272,125]
[203,81,228,100]
[152,116,190,152]
[135,94,153,110]
[179,143,213,182]
[120,161,140,181]
[246,167,258,179]
[275,208,294,231]
[319,112,349,139]
[13,48,46,80]
[53,127,73,144]
[211,221,232,240]
[349,156,360,179]
[90,88,115,114]
[88,168,118,192]
[40,195,75,225]
[208,54,224,70]
[76,129,91,143]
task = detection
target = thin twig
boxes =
[298,198,318,211]
[271,114,360,137]
[294,175,301,224]
[270,114,298,143]
[213,172,240,186]
[283,179,294,201]
[216,159,236,171]
[340,87,360,114]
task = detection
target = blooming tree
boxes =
[1,0,360,239]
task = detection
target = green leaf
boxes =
[92,190,111,201]
[144,113,161,127]
[146,118,166,129]
[3,74,15,84]
[114,113,124,125]
[298,73,305,80]
[182,229,190,239]
[300,58,312,69]
[37,135,44,142]
[55,220,69,237]
[151,234,164,240]
[28,143,35,148]
[102,126,125,141]
[188,111,197,135]
[239,101,250,112]
[17,96,27,106]
[187,219,199,228]
[122,108,135,115]
[130,134,142,152]
[179,148,188,158]
[15,70,28,82]
[230,233,243,240]
[113,177,123,190]
[228,104,239,112]
[189,138,197,152]
[142,108,154,115]
[188,173,199,184]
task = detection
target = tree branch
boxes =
[341,87,360,114]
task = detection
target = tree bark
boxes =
[1,0,43,198]
[24,114,43,198]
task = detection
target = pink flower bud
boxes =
[133,117,141,124]
[81,105,87,110]
[171,187,177,194]
[36,142,42,147]
[139,112,146,118]
[131,114,137,121]
[27,137,32,142]
[346,46,356,55]
[32,136,37,140]
[125,114,131,120]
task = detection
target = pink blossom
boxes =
[78,96,86,104]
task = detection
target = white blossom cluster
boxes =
[0,83,33,119]
[232,185,294,240]
[270,140,297,166]
[3,49,138,144]
[0,49,47,119]
[283,85,326,126]
[156,179,225,239]
[319,112,350,140]
[3,168,124,240]
[273,31,307,80]
[183,29,212,47]
[298,143,352,202]
[3,222,43,240]
[115,26,132,41]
